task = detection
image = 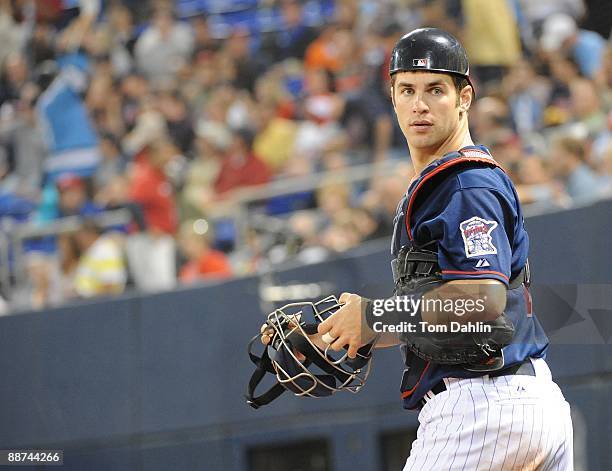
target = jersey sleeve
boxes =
[432,188,514,286]
[58,53,89,93]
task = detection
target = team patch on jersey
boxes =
[460,216,499,258]
[413,58,430,67]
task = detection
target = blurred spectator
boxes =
[214,128,272,195]
[516,0,585,50]
[502,59,550,137]
[134,4,194,84]
[86,61,118,129]
[321,208,361,253]
[73,220,126,298]
[34,2,103,181]
[181,121,229,218]
[55,174,101,218]
[35,53,101,180]
[243,226,273,272]
[518,0,585,27]
[273,0,319,61]
[119,73,151,133]
[177,219,232,284]
[223,28,263,93]
[470,97,515,150]
[125,139,178,292]
[35,173,101,225]
[94,132,127,189]
[316,179,352,227]
[0,146,35,222]
[544,53,581,127]
[293,68,346,165]
[552,136,605,201]
[594,45,612,107]
[157,90,195,155]
[304,23,340,71]
[0,52,28,106]
[190,14,218,57]
[569,78,607,136]
[598,145,612,193]
[592,111,612,166]
[57,232,80,301]
[97,2,135,77]
[253,102,297,172]
[540,13,606,79]
[226,86,257,131]
[287,211,328,265]
[0,77,45,197]
[0,0,29,65]
[95,174,147,233]
[29,21,56,65]
[351,206,387,242]
[329,28,364,96]
[360,166,413,233]
[462,0,523,88]
[121,94,166,157]
[129,138,179,235]
[10,251,62,311]
[515,154,569,207]
[125,228,176,293]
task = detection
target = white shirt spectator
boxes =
[75,234,127,298]
[134,12,194,84]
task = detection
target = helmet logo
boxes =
[413,58,430,67]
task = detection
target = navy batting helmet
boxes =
[389,28,472,89]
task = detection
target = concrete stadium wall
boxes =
[1,199,612,470]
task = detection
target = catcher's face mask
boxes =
[246,296,374,409]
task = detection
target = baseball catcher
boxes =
[246,26,573,470]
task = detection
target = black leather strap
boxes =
[489,359,535,378]
[419,359,536,408]
[246,325,374,409]
[245,334,288,409]
[508,260,530,290]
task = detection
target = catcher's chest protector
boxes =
[390,146,549,409]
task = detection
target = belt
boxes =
[419,359,536,408]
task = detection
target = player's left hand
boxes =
[317,293,376,359]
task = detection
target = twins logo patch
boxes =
[460,216,498,258]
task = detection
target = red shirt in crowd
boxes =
[214,151,271,195]
[129,156,178,235]
[179,250,232,283]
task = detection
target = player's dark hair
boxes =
[452,76,470,106]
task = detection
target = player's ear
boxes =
[390,85,396,109]
[459,85,473,113]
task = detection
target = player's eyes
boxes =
[401,88,414,95]
[431,87,443,95]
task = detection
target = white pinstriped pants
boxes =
[403,358,573,471]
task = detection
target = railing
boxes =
[0,160,400,297]
[1,156,606,298]
[0,209,132,295]
[204,159,402,243]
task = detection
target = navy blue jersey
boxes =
[391,145,549,409]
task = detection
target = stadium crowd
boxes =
[0,0,610,313]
